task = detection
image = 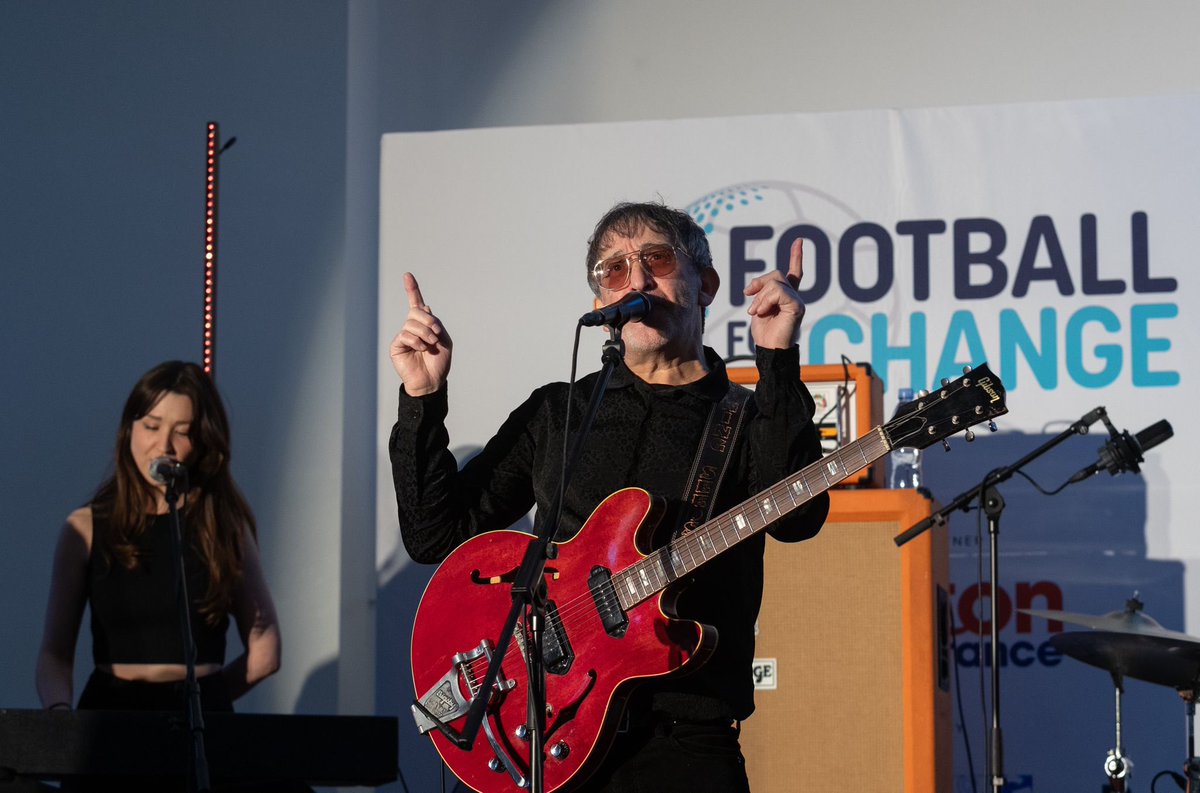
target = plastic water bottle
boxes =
[889,387,923,490]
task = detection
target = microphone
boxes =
[579,291,654,328]
[1068,419,1173,484]
[149,456,188,485]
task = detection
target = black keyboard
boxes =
[0,708,397,786]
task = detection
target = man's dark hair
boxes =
[585,201,713,295]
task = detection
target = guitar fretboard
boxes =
[611,427,891,610]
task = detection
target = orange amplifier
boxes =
[727,360,884,488]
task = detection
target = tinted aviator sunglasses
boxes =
[591,244,689,291]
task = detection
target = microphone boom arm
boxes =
[894,405,1109,547]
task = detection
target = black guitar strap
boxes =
[673,382,753,538]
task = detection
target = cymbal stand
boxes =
[1182,690,1200,793]
[1103,672,1130,792]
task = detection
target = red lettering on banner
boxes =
[949,580,1065,635]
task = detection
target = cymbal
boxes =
[1021,607,1198,643]
[1020,603,1200,689]
[1049,631,1200,690]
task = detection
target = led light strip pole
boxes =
[202,122,235,377]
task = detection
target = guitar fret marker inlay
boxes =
[734,514,747,531]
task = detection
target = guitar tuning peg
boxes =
[965,429,976,442]
[917,389,929,398]
[941,438,951,451]
[988,420,998,433]
[962,364,973,374]
[940,378,950,387]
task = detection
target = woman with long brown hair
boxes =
[36,360,280,714]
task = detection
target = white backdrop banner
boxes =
[377,95,1198,792]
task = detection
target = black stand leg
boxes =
[165,477,210,793]
[1183,695,1199,793]
[1103,674,1129,792]
[412,326,627,793]
[983,485,1005,793]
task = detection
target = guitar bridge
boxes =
[411,639,516,734]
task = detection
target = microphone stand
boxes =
[894,405,1110,793]
[412,325,627,792]
[165,474,211,793]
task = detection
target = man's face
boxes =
[592,224,716,358]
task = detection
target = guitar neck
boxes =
[612,427,892,610]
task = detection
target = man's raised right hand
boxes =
[389,272,452,396]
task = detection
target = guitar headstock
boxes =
[884,364,1008,451]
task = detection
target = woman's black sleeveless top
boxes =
[88,511,228,665]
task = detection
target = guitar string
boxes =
[454,401,973,706]
[456,471,846,698]
[437,383,991,731]
[528,429,883,645]
[475,391,933,660]
[540,430,886,630]
[532,425,891,662]
[455,431,892,686]
[456,378,979,685]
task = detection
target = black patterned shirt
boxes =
[390,345,828,721]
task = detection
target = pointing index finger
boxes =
[404,272,428,310]
[787,238,805,289]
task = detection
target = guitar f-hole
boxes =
[546,669,598,739]
[471,566,561,585]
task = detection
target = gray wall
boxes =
[2,1,1198,790]
[1,1,351,716]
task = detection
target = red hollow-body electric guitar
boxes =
[411,365,1008,792]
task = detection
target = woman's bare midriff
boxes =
[99,662,222,682]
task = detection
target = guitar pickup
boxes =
[542,601,575,674]
[512,601,575,675]
[588,566,628,638]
